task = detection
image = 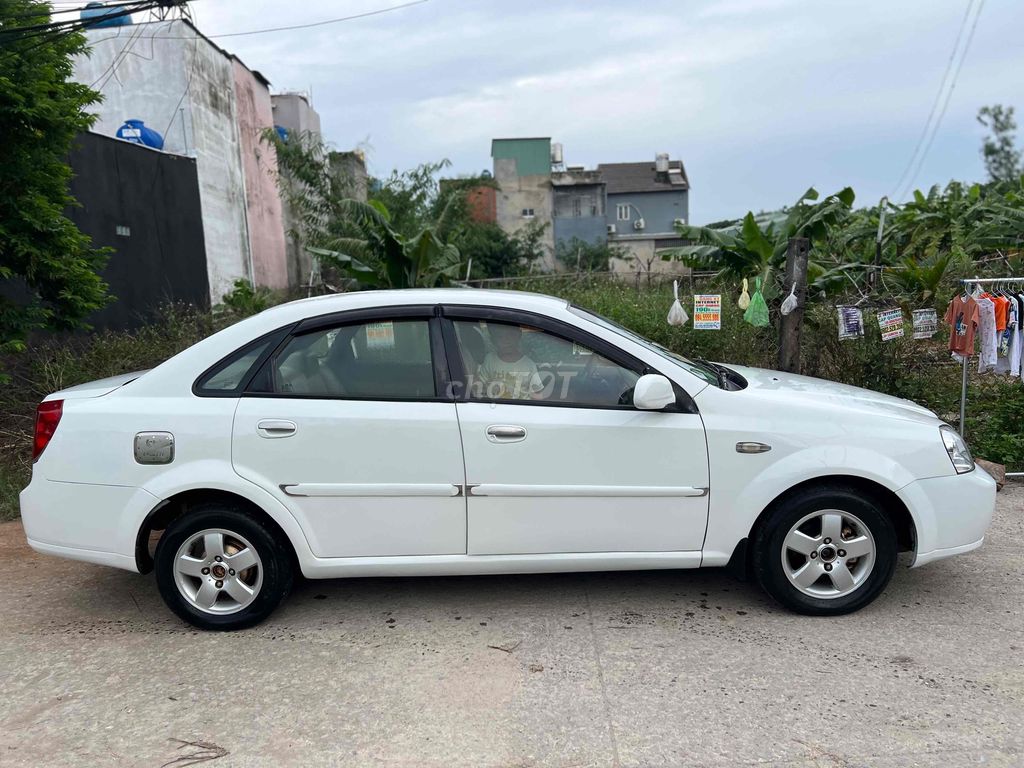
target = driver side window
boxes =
[451,319,640,407]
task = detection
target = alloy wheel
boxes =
[781,509,876,599]
[172,528,263,615]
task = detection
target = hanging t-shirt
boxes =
[944,295,980,356]
[976,297,998,373]
[1012,294,1024,378]
[989,295,1011,334]
[997,298,1018,373]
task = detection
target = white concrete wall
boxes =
[75,21,252,304]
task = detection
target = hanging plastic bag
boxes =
[667,279,689,326]
[738,278,751,310]
[744,277,770,327]
[780,283,798,316]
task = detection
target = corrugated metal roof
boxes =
[597,161,690,194]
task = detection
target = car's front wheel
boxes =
[154,504,293,630]
[752,485,898,615]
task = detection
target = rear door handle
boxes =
[257,420,296,438]
[486,424,527,443]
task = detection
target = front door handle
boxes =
[257,419,296,438]
[486,424,527,443]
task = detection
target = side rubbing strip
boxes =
[468,485,709,498]
[280,484,462,498]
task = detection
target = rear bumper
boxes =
[26,538,138,571]
[897,467,997,567]
[20,474,157,573]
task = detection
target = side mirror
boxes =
[633,374,676,411]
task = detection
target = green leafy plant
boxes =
[663,187,855,296]
[0,0,111,357]
[315,199,463,289]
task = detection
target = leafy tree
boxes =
[374,159,451,238]
[977,105,1021,183]
[0,0,109,353]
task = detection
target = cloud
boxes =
[128,0,1023,220]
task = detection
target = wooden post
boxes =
[777,237,809,374]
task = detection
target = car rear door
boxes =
[441,306,709,556]
[231,307,468,558]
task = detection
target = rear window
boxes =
[194,334,281,395]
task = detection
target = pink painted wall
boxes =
[232,60,288,290]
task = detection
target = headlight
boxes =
[940,425,974,474]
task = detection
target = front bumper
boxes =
[896,466,997,567]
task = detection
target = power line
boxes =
[896,0,986,201]
[148,0,430,40]
[890,0,977,199]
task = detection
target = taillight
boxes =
[33,399,63,462]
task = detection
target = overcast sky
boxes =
[183,0,1018,222]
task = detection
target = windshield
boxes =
[568,304,721,386]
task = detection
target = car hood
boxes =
[45,371,147,401]
[725,365,940,424]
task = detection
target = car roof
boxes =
[261,288,571,323]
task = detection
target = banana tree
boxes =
[662,187,855,296]
[313,199,463,289]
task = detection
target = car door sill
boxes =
[299,551,703,579]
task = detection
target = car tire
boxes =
[752,485,898,616]
[154,504,293,631]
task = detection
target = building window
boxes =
[616,204,631,221]
[572,197,582,217]
[521,208,535,219]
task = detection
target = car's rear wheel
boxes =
[154,504,293,630]
[752,485,898,615]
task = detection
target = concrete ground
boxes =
[0,487,1021,768]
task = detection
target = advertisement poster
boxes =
[693,294,722,330]
[837,306,864,340]
[877,308,905,341]
[912,308,938,339]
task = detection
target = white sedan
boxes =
[21,289,995,630]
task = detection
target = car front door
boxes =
[442,307,709,556]
[231,308,467,559]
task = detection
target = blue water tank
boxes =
[116,120,164,150]
[81,2,134,28]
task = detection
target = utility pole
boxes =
[777,237,809,374]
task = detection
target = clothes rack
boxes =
[958,277,1024,478]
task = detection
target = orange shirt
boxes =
[982,294,1011,332]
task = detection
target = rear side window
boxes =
[194,333,283,395]
[262,319,436,399]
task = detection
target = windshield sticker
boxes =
[365,322,395,350]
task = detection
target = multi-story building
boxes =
[73,17,289,301]
[491,138,557,268]
[599,157,690,272]
[488,138,690,273]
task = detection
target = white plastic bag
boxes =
[738,278,751,310]
[780,283,798,316]
[667,280,689,326]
